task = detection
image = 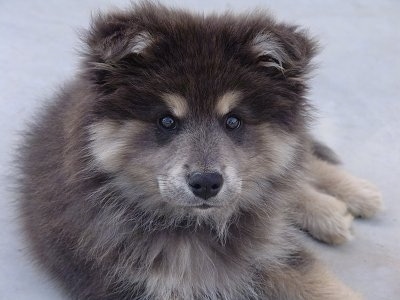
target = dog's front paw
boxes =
[337,177,383,218]
[298,190,354,245]
[308,195,354,245]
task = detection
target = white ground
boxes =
[1,1,399,299]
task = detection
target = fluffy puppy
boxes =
[18,2,382,299]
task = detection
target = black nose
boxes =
[188,172,223,200]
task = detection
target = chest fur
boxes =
[140,235,261,300]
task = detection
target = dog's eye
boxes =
[225,116,241,130]
[159,115,177,130]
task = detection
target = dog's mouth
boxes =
[196,204,213,209]
[182,203,221,210]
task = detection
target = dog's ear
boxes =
[81,11,154,92]
[85,12,153,62]
[250,24,318,81]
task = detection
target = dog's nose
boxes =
[188,172,223,200]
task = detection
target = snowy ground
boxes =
[1,1,399,299]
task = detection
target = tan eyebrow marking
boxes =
[162,93,188,118]
[215,91,242,116]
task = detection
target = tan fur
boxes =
[89,120,144,172]
[309,158,383,218]
[291,155,383,244]
[162,93,188,118]
[215,91,242,116]
[265,261,362,300]
[293,182,354,244]
[257,124,299,175]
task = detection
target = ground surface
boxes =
[1,0,399,299]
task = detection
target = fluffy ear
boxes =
[81,11,154,91]
[84,12,153,62]
[250,24,318,80]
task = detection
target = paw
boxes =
[340,178,383,218]
[301,193,354,245]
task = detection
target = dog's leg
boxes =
[263,253,362,300]
[309,158,383,218]
[292,182,354,244]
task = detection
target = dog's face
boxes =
[85,5,316,225]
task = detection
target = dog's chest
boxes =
[142,234,259,299]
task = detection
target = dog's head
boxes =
[83,3,316,229]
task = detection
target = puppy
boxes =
[18,2,382,299]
